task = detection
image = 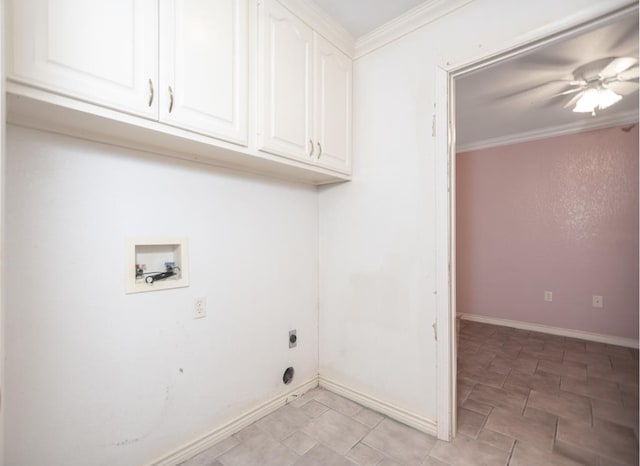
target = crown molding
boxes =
[457,109,639,153]
[354,0,474,59]
[277,0,356,57]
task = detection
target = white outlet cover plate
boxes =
[194,297,207,319]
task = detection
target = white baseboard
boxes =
[458,313,639,349]
[146,376,319,466]
[318,375,437,437]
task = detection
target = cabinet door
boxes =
[8,0,158,119]
[160,0,248,145]
[314,35,352,174]
[259,0,314,162]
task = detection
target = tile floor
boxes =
[180,321,639,465]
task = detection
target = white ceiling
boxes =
[455,13,639,150]
[311,0,426,38]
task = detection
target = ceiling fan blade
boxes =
[618,66,639,80]
[563,92,583,109]
[599,57,638,79]
[553,87,585,97]
[607,80,639,96]
[498,80,582,100]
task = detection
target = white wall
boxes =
[318,0,632,424]
[4,125,319,466]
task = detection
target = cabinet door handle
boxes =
[168,86,174,113]
[317,142,322,158]
[308,139,314,157]
[148,79,154,107]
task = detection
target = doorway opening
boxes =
[434,2,639,442]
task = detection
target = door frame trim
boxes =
[433,1,639,440]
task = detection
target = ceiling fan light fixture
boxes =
[572,87,623,115]
[597,87,622,109]
[573,88,601,114]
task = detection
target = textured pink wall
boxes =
[456,125,639,339]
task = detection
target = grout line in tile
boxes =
[505,440,517,465]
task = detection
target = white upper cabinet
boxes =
[8,0,159,119]
[258,0,352,174]
[9,0,249,144]
[159,0,248,145]
[258,0,314,163]
[314,36,352,173]
[6,0,352,182]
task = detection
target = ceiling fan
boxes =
[556,56,639,115]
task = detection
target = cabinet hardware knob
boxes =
[168,86,174,113]
[308,139,314,157]
[317,142,322,158]
[148,79,154,107]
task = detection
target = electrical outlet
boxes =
[194,297,207,319]
[592,295,603,308]
[544,291,553,302]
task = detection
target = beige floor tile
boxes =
[485,408,555,451]
[461,398,492,416]
[526,390,591,424]
[283,431,317,456]
[491,354,538,375]
[313,390,363,417]
[622,391,639,408]
[352,407,384,428]
[180,437,239,466]
[588,365,639,387]
[506,371,561,394]
[466,383,526,413]
[560,376,621,402]
[522,407,557,427]
[218,429,298,466]
[556,417,639,465]
[509,441,583,466]
[564,350,611,367]
[378,458,404,466]
[457,378,476,404]
[458,367,507,389]
[346,443,384,466]
[302,409,370,455]
[255,405,312,441]
[476,429,515,452]
[599,456,637,466]
[300,400,330,418]
[563,340,586,352]
[536,359,587,380]
[233,424,262,443]
[457,408,486,438]
[429,434,509,466]
[619,382,639,396]
[293,444,356,466]
[501,383,532,399]
[611,358,640,373]
[591,398,639,429]
[362,418,435,465]
[421,456,450,466]
[520,348,564,363]
[553,439,598,466]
